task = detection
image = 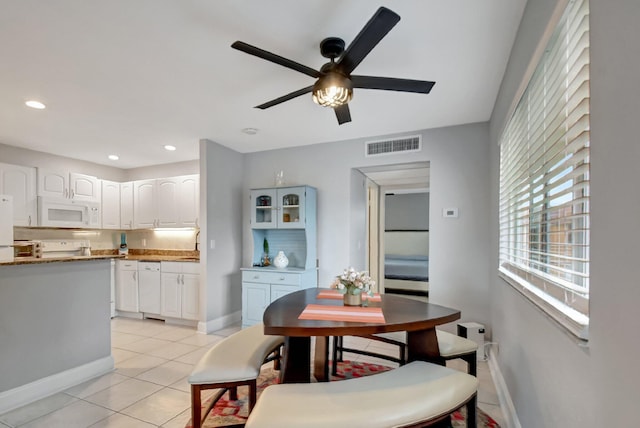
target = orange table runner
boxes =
[317,289,382,302]
[298,304,386,323]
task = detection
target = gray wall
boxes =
[0,260,111,392]
[243,122,491,331]
[385,193,429,230]
[200,139,244,326]
[488,0,640,426]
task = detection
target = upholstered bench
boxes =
[245,360,479,428]
[333,329,479,376]
[188,324,284,428]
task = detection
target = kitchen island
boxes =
[0,257,114,413]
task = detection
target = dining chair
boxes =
[332,329,479,376]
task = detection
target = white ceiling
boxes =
[0,0,527,169]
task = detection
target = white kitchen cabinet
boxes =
[160,261,200,320]
[134,175,199,229]
[120,181,134,229]
[241,269,316,327]
[101,180,120,229]
[133,179,157,229]
[37,169,100,202]
[116,260,139,313]
[138,262,161,314]
[0,162,37,226]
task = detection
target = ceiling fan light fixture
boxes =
[312,72,353,108]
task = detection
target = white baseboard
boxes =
[0,355,114,414]
[487,352,521,428]
[198,310,242,334]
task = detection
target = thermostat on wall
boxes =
[443,208,459,218]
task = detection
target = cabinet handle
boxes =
[279,277,285,281]
[133,272,137,281]
[253,275,260,279]
[71,189,75,199]
[28,215,31,226]
[64,188,68,198]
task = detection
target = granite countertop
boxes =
[0,249,200,266]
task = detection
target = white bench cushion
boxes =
[245,361,478,428]
[188,324,284,384]
[437,330,478,358]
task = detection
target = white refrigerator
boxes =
[0,194,14,262]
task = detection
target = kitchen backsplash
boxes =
[14,227,199,251]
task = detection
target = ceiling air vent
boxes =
[365,135,422,157]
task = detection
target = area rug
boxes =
[185,360,500,428]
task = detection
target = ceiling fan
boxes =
[231,6,435,125]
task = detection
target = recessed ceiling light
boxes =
[242,127,259,135]
[25,100,46,109]
[108,154,119,161]
[164,145,176,151]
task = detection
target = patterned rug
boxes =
[185,360,500,427]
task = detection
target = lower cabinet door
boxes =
[181,273,200,320]
[242,282,270,326]
[160,273,182,318]
[116,270,138,312]
[270,284,298,302]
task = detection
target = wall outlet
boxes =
[210,239,215,250]
[443,207,459,218]
[141,238,146,247]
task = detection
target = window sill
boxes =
[498,268,589,345]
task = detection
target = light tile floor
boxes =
[0,318,505,427]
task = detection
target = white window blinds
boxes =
[498,0,590,340]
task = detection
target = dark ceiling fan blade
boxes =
[351,75,435,94]
[334,104,352,125]
[255,86,314,109]
[231,41,321,79]
[338,7,400,75]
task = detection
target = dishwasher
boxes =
[138,262,161,315]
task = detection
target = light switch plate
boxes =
[443,208,459,218]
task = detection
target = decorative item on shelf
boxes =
[261,237,270,266]
[275,170,285,187]
[273,251,289,269]
[331,267,375,306]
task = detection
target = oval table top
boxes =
[263,288,461,337]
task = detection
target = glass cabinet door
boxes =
[250,189,277,228]
[277,187,306,228]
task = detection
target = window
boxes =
[498,0,590,340]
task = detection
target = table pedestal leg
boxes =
[407,328,445,365]
[281,336,311,383]
[313,336,329,382]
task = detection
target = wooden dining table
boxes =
[262,288,461,383]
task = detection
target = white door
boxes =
[156,178,179,227]
[133,179,157,228]
[37,169,68,198]
[0,163,37,226]
[181,273,200,320]
[250,189,277,229]
[120,182,134,229]
[277,187,306,228]
[70,173,99,201]
[116,264,139,312]
[177,175,199,227]
[101,180,120,229]
[160,273,182,318]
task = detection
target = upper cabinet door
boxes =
[120,182,134,229]
[0,162,37,226]
[156,178,179,228]
[250,188,277,229]
[101,180,120,229]
[70,173,100,201]
[277,187,306,229]
[177,175,199,228]
[37,169,99,201]
[133,179,158,229]
[37,169,68,198]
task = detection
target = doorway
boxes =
[358,162,430,297]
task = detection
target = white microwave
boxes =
[38,197,101,228]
